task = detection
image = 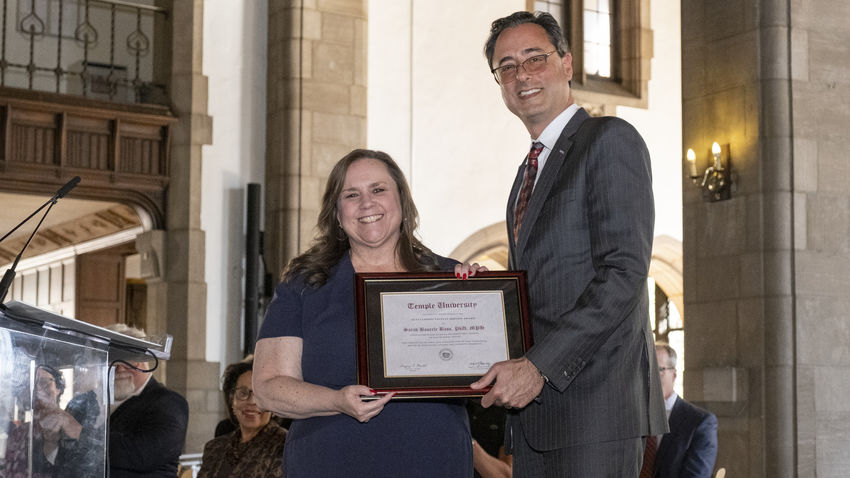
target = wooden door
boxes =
[75,243,134,327]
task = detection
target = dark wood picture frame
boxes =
[355,271,532,398]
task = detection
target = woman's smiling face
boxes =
[231,371,270,432]
[337,157,403,254]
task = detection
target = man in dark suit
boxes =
[651,343,718,478]
[466,11,668,476]
[107,324,189,478]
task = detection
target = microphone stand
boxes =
[0,177,80,305]
[0,196,58,245]
[0,176,80,245]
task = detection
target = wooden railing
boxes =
[0,0,169,105]
[0,86,174,229]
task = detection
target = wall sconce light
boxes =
[686,142,732,202]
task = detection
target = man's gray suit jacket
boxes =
[505,107,668,452]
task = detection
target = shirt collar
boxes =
[665,391,678,412]
[532,103,580,151]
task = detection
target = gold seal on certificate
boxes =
[355,271,532,398]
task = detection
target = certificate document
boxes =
[381,291,509,377]
[355,271,531,398]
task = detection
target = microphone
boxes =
[0,176,81,305]
[0,176,80,244]
[55,176,81,200]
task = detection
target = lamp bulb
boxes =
[712,142,721,156]
[686,148,698,178]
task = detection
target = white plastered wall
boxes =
[369,0,683,258]
[200,0,267,364]
[368,0,531,256]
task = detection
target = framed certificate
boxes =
[355,271,532,398]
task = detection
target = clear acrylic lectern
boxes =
[0,301,171,478]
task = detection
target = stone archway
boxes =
[449,222,509,269]
[450,224,685,317]
[650,235,684,321]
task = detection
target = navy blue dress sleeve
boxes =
[258,276,305,340]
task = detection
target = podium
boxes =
[0,301,171,477]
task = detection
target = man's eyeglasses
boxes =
[491,51,558,85]
[233,387,255,401]
[658,366,676,373]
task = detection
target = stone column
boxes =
[787,0,850,475]
[154,0,221,454]
[266,0,368,275]
[682,0,850,476]
[681,4,767,476]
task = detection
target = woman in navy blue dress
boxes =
[253,149,473,478]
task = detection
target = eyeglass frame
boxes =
[233,386,255,401]
[491,50,560,85]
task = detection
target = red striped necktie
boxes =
[639,434,657,478]
[513,142,544,242]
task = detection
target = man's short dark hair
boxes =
[484,11,570,68]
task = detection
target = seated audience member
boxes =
[106,323,189,478]
[198,357,286,477]
[643,343,718,478]
[4,365,101,477]
[214,410,292,437]
[213,358,291,438]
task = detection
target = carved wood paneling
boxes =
[67,115,112,169]
[0,87,175,229]
[9,109,58,166]
[120,134,164,175]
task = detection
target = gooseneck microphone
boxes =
[0,176,81,245]
[55,175,81,200]
[0,176,81,305]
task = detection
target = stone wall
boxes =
[682,3,767,476]
[153,0,220,454]
[266,0,368,275]
[682,0,850,476]
[789,0,850,474]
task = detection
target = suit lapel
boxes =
[514,108,589,258]
[506,161,526,260]
[507,161,526,237]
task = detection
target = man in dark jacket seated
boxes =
[107,324,189,478]
[648,343,718,478]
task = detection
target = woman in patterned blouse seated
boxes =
[198,357,286,477]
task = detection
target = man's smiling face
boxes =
[491,23,574,138]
